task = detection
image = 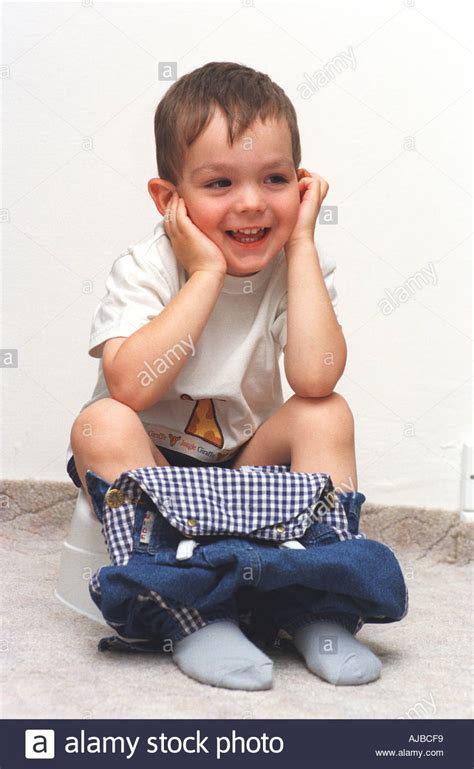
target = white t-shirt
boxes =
[66,220,338,465]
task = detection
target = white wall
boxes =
[2,0,472,509]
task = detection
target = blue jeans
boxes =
[84,467,408,653]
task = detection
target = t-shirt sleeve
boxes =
[88,247,173,358]
[270,243,339,351]
[270,292,289,351]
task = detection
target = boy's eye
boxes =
[205,179,231,188]
[205,175,288,189]
[266,175,288,184]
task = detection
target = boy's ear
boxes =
[148,178,177,216]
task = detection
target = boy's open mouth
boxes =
[225,227,270,245]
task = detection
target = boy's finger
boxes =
[171,191,180,218]
[173,195,183,232]
[176,196,194,235]
[298,175,312,196]
[164,192,177,228]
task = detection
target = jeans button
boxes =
[105,488,125,508]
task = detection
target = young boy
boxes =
[66,62,407,691]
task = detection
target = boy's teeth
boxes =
[228,227,267,243]
[232,228,264,234]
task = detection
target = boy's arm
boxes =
[284,239,346,398]
[105,192,228,411]
[283,171,346,398]
[105,269,224,411]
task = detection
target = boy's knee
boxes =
[70,397,137,451]
[323,392,354,421]
[290,392,354,438]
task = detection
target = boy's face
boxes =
[170,109,302,277]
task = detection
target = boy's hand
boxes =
[164,192,227,277]
[285,170,329,252]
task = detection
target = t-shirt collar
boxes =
[221,250,283,294]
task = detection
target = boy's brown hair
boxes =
[153,61,301,185]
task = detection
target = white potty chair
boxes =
[55,487,108,626]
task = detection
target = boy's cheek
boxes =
[282,193,302,225]
[280,210,300,239]
[180,198,219,235]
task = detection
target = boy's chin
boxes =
[226,267,259,276]
[222,246,281,277]
[224,256,273,277]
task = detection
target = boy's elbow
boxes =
[105,372,149,413]
[105,383,141,412]
[111,389,145,413]
[290,380,337,399]
[285,363,346,399]
[103,357,150,411]
[286,366,345,399]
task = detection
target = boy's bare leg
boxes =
[231,392,357,493]
[70,397,170,513]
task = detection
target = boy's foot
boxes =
[293,619,382,685]
[172,619,273,690]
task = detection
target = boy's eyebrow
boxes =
[190,158,295,178]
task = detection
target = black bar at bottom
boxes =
[1,719,472,768]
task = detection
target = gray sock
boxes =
[172,619,273,690]
[293,620,382,685]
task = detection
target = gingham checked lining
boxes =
[98,591,208,638]
[97,464,365,567]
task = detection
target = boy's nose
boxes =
[234,184,266,213]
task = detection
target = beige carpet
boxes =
[1,479,472,719]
